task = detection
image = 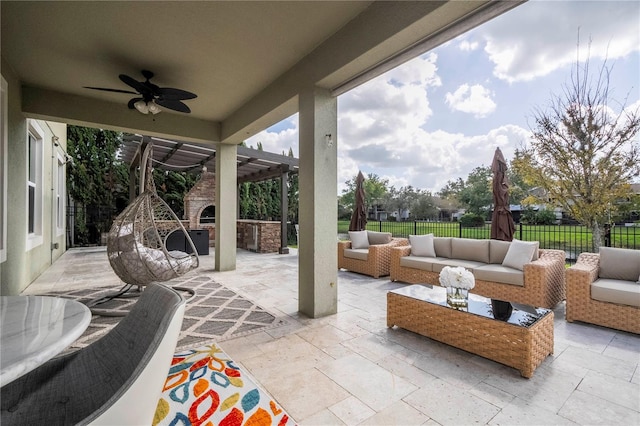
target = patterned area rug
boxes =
[154,344,296,426]
[45,275,288,351]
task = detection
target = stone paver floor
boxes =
[24,247,640,425]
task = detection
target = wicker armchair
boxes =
[338,237,409,278]
[566,252,640,334]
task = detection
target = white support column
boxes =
[215,143,237,271]
[298,87,338,318]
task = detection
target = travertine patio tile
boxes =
[403,379,500,425]
[377,353,438,388]
[577,370,640,411]
[469,382,516,409]
[329,396,376,426]
[602,332,640,364]
[340,332,406,363]
[358,400,431,426]
[553,319,616,353]
[258,367,350,422]
[482,365,581,413]
[300,409,346,426]
[552,345,637,381]
[297,324,356,350]
[489,397,576,425]
[318,353,417,411]
[411,348,492,390]
[242,334,334,382]
[558,389,640,425]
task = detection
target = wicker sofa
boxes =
[390,236,566,308]
[565,248,640,334]
[338,231,409,278]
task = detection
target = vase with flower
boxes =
[439,266,475,309]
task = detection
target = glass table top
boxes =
[389,284,552,328]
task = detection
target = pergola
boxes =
[119,135,299,253]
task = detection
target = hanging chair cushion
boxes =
[118,242,194,283]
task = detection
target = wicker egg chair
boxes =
[90,143,199,315]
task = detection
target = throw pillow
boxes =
[599,247,640,281]
[502,239,539,271]
[349,230,370,249]
[367,230,392,245]
[409,234,436,257]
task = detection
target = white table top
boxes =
[0,295,91,387]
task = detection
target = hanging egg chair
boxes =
[91,142,199,315]
[107,142,199,286]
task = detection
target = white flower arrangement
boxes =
[439,266,475,290]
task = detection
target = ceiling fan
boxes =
[84,70,197,114]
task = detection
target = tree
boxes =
[384,186,421,219]
[513,48,640,250]
[340,173,389,217]
[67,126,128,244]
[439,166,492,218]
[411,192,439,220]
[153,170,199,218]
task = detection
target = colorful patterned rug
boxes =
[154,343,296,426]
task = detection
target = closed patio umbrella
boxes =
[490,147,515,241]
[349,171,368,231]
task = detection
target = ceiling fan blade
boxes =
[155,98,191,113]
[119,74,146,93]
[157,88,197,100]
[127,97,144,109]
[84,86,138,95]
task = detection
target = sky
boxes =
[246,0,640,195]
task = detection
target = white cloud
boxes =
[472,1,640,83]
[245,1,637,196]
[445,84,496,118]
[246,114,299,157]
[459,39,479,51]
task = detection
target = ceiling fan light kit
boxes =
[134,100,162,115]
[85,70,197,115]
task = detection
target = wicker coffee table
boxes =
[387,285,554,378]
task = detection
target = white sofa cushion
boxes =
[473,264,524,286]
[368,230,392,245]
[591,278,640,307]
[599,247,640,282]
[489,240,511,264]
[502,239,539,271]
[400,255,436,271]
[349,231,369,249]
[434,237,452,258]
[344,248,368,261]
[431,259,485,273]
[409,234,435,257]
[451,238,490,263]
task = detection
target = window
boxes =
[26,120,43,249]
[0,76,7,262]
[56,153,65,236]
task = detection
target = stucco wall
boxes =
[0,60,67,295]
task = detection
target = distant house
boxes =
[518,184,640,224]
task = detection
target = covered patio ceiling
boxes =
[119,135,298,184]
[1,1,523,145]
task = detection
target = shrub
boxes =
[536,209,557,225]
[460,213,485,227]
